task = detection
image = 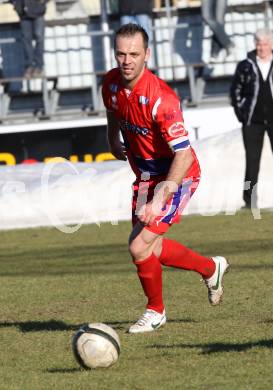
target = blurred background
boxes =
[0,0,272,164]
[0,0,272,229]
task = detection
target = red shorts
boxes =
[132,177,200,234]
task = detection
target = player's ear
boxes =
[145,47,151,62]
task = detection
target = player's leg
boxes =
[159,238,215,277]
[145,177,215,277]
[149,177,230,305]
[128,223,166,333]
[129,219,163,260]
[159,239,229,305]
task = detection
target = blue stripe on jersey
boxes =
[172,140,190,151]
[134,156,172,176]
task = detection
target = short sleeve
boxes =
[101,77,112,111]
[153,93,191,152]
[101,69,119,111]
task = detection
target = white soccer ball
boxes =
[72,323,121,369]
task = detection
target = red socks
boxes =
[159,238,215,278]
[134,253,164,314]
[133,239,215,314]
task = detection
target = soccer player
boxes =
[102,23,229,334]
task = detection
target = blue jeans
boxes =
[20,16,45,69]
[201,0,231,56]
[120,15,153,43]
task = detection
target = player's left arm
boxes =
[159,147,194,203]
[138,94,194,226]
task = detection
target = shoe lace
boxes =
[135,310,155,326]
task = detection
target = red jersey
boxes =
[102,67,200,181]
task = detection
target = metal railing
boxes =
[0,0,272,122]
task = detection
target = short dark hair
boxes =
[114,23,149,51]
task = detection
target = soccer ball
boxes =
[72,323,121,369]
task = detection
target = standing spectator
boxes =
[201,0,234,62]
[102,23,229,333]
[11,0,48,78]
[117,0,153,43]
[230,28,273,209]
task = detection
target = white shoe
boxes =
[128,309,166,334]
[204,256,230,306]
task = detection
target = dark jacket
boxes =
[118,0,153,16]
[230,49,273,126]
[11,0,47,18]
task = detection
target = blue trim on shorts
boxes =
[161,180,192,223]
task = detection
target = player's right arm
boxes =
[106,110,127,161]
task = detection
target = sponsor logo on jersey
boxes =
[168,122,185,137]
[110,83,118,92]
[120,120,149,136]
[139,95,149,105]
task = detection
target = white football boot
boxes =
[128,309,166,334]
[204,256,230,305]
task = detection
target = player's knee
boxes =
[128,236,148,261]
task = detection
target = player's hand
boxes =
[110,143,127,161]
[138,199,163,226]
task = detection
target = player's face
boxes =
[115,33,150,89]
[256,37,273,61]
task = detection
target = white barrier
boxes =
[0,128,272,231]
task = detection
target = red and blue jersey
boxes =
[102,67,200,182]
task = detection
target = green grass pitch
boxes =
[0,210,273,390]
